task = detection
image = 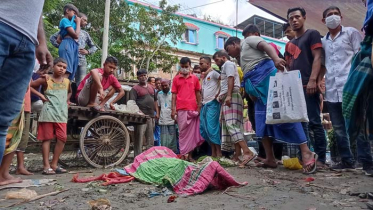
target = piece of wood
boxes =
[4,189,69,208]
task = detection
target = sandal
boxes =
[239,154,257,168]
[303,153,319,174]
[54,167,68,174]
[42,168,56,175]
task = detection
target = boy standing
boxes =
[31,58,72,175]
[157,80,178,153]
[58,4,81,81]
[199,57,222,158]
[171,57,203,161]
[50,13,97,85]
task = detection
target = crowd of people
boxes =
[0,0,373,188]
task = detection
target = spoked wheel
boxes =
[80,115,130,168]
[58,143,87,168]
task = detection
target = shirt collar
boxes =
[326,25,344,40]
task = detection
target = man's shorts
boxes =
[37,122,67,142]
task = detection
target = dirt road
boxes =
[1,154,372,210]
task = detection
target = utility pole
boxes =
[101,0,111,66]
[236,0,238,36]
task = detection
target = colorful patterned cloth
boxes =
[342,35,373,141]
[5,106,24,156]
[219,92,244,152]
[244,59,307,144]
[124,146,246,196]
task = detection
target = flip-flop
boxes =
[239,154,257,168]
[303,153,319,174]
[54,167,68,174]
[42,168,56,175]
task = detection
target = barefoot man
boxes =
[76,56,125,111]
[213,50,255,167]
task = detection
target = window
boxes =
[217,37,227,49]
[182,23,199,45]
[185,29,196,43]
[215,31,231,50]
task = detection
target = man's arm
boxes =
[171,93,177,120]
[350,29,363,54]
[50,31,60,48]
[36,15,53,72]
[30,86,47,102]
[257,41,286,70]
[65,16,81,39]
[86,32,98,54]
[196,91,202,113]
[309,48,322,95]
[110,88,125,105]
[225,76,234,107]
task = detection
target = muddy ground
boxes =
[1,152,373,210]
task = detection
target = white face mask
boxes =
[195,73,201,79]
[325,15,341,29]
[180,68,189,74]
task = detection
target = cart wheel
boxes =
[80,115,130,168]
[58,143,86,168]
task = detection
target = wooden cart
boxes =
[59,105,149,168]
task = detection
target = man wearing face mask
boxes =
[321,6,363,172]
[171,57,204,161]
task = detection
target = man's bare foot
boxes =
[255,159,277,168]
[16,168,34,175]
[0,174,22,186]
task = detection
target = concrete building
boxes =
[126,0,287,79]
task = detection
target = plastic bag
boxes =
[266,69,309,124]
[283,156,303,170]
[5,188,37,200]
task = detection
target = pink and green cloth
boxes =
[124,146,246,196]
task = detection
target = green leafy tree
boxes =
[42,0,186,77]
[128,0,186,73]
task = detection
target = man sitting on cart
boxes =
[76,56,125,111]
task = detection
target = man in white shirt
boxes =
[199,56,221,157]
[213,50,255,167]
[322,6,363,172]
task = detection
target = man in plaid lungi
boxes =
[213,50,256,167]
